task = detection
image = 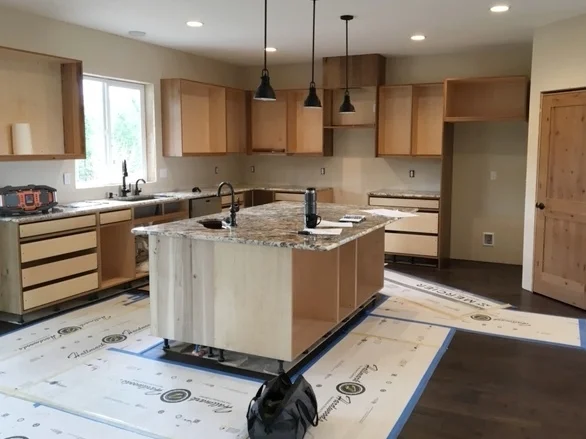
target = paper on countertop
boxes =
[303,228,343,235]
[361,209,418,218]
[317,220,353,228]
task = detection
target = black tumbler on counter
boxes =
[304,187,321,228]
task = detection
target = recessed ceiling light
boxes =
[186,21,204,27]
[128,30,146,37]
[265,47,277,52]
[411,34,426,41]
[490,5,510,12]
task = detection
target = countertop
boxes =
[0,184,332,224]
[132,202,405,251]
[368,189,441,199]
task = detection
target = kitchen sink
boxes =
[111,194,156,202]
[198,219,225,230]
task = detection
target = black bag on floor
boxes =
[247,373,319,439]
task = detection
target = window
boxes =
[76,76,148,188]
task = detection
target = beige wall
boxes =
[522,13,586,290]
[0,6,245,203]
[243,44,531,263]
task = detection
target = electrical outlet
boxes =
[483,232,495,247]
[320,168,326,175]
[250,166,256,174]
[490,171,497,181]
[215,166,219,175]
[159,168,168,179]
[62,173,72,185]
[409,170,415,178]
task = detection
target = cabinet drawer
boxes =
[21,253,98,288]
[23,272,98,310]
[20,231,97,263]
[100,209,132,225]
[384,233,438,257]
[274,192,304,202]
[370,197,439,210]
[19,215,96,239]
[386,213,438,234]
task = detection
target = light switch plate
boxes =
[62,173,72,185]
[490,171,497,181]
[159,168,168,179]
[409,170,415,178]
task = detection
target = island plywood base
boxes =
[149,227,384,362]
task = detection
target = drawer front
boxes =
[99,209,132,225]
[20,231,97,263]
[21,253,98,288]
[386,213,439,234]
[19,215,96,238]
[384,233,438,257]
[370,197,439,210]
[274,192,304,202]
[23,272,98,310]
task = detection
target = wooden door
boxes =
[287,90,325,155]
[377,86,413,156]
[251,90,287,153]
[226,88,246,154]
[533,90,586,309]
[412,84,444,156]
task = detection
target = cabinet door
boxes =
[226,88,247,154]
[287,90,325,155]
[251,91,287,153]
[412,84,444,156]
[377,86,413,156]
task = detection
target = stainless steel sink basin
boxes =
[198,219,225,230]
[112,194,156,202]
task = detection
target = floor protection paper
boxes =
[377,275,586,350]
[14,316,453,439]
[0,294,161,392]
[0,394,149,439]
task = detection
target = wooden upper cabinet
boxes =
[226,88,247,154]
[250,90,288,153]
[322,54,386,89]
[444,76,529,122]
[161,78,228,156]
[412,84,444,156]
[287,89,333,156]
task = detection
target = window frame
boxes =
[76,75,149,189]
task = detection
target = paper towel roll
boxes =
[11,123,33,155]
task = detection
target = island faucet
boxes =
[119,160,131,197]
[217,182,239,227]
[134,179,146,196]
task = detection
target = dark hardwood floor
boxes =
[393,260,586,439]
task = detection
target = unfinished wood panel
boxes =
[208,85,227,154]
[61,62,85,156]
[369,197,439,209]
[356,227,384,305]
[99,222,135,284]
[439,123,454,267]
[161,79,183,157]
[99,209,131,225]
[0,53,65,155]
[412,84,444,156]
[386,212,439,234]
[331,87,377,126]
[287,89,328,155]
[23,272,98,310]
[338,240,357,321]
[20,231,97,263]
[226,88,247,154]
[322,54,386,89]
[385,233,438,257]
[533,91,586,309]
[21,253,97,289]
[444,76,529,121]
[377,86,413,156]
[274,192,304,202]
[19,214,96,238]
[251,90,287,153]
[317,189,334,203]
[292,318,336,359]
[214,242,293,360]
[0,221,22,314]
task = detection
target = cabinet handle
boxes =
[535,202,545,210]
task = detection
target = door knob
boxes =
[536,202,545,210]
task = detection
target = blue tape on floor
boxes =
[580,320,586,349]
[387,328,455,439]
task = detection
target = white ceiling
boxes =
[1,0,586,66]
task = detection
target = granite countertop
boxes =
[0,184,332,224]
[133,202,406,252]
[368,189,441,199]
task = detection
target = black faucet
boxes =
[134,179,146,196]
[119,160,131,197]
[217,182,239,227]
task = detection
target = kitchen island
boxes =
[133,202,397,362]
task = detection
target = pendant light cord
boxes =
[263,0,268,75]
[345,17,349,95]
[311,0,316,86]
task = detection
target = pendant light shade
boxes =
[339,15,355,114]
[304,0,321,108]
[254,0,276,101]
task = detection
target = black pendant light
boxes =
[339,14,355,114]
[304,0,321,108]
[254,0,276,101]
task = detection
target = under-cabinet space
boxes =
[378,85,413,156]
[99,221,135,289]
[329,87,377,127]
[444,76,529,122]
[250,90,288,153]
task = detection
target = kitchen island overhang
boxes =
[133,202,401,362]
